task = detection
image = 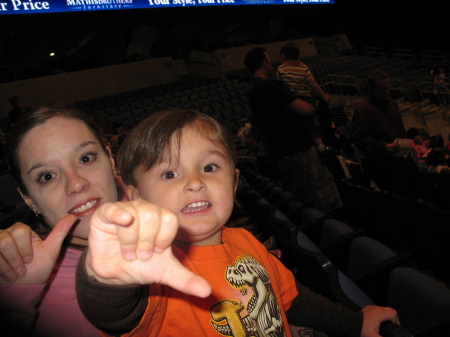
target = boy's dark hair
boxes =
[244,47,267,74]
[280,42,300,61]
[117,109,237,187]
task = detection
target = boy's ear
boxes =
[18,188,40,214]
[126,185,142,200]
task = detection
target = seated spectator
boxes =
[427,149,450,175]
[413,135,430,160]
[351,70,428,199]
[110,122,129,154]
[429,134,445,151]
[406,127,420,140]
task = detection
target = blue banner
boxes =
[0,0,333,15]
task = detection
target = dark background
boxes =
[0,1,446,80]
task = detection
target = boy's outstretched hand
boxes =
[86,199,212,298]
[361,305,400,337]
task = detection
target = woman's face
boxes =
[18,116,118,240]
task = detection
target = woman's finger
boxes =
[0,230,23,281]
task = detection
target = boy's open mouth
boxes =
[181,201,212,213]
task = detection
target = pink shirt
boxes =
[0,247,100,337]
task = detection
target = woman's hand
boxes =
[0,214,79,284]
[86,199,211,298]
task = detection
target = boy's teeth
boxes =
[183,201,211,213]
[71,200,97,213]
[188,201,208,208]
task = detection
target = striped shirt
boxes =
[277,60,315,98]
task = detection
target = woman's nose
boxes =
[65,171,89,195]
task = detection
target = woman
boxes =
[0,106,124,337]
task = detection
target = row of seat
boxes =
[336,179,450,284]
[236,165,450,336]
[0,173,26,229]
[75,77,252,135]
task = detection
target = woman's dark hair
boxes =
[5,106,110,238]
[118,109,237,187]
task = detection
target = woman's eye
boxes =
[80,152,97,164]
[203,164,218,173]
[162,171,179,180]
[36,172,55,184]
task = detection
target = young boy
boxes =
[76,110,398,337]
[277,43,329,106]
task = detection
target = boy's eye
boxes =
[162,171,179,180]
[202,164,219,173]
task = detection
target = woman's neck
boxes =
[68,237,88,250]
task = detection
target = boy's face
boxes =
[129,125,239,246]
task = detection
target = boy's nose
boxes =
[185,174,206,192]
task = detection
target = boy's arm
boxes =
[286,280,363,337]
[76,200,211,335]
[76,249,148,336]
[286,281,399,337]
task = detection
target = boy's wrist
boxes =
[85,250,126,286]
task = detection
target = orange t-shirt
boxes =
[113,227,298,337]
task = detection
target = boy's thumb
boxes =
[42,214,80,253]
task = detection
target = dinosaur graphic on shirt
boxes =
[210,255,285,337]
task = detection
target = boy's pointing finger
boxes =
[161,253,211,298]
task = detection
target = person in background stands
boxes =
[277,42,331,152]
[351,70,428,199]
[245,47,342,213]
